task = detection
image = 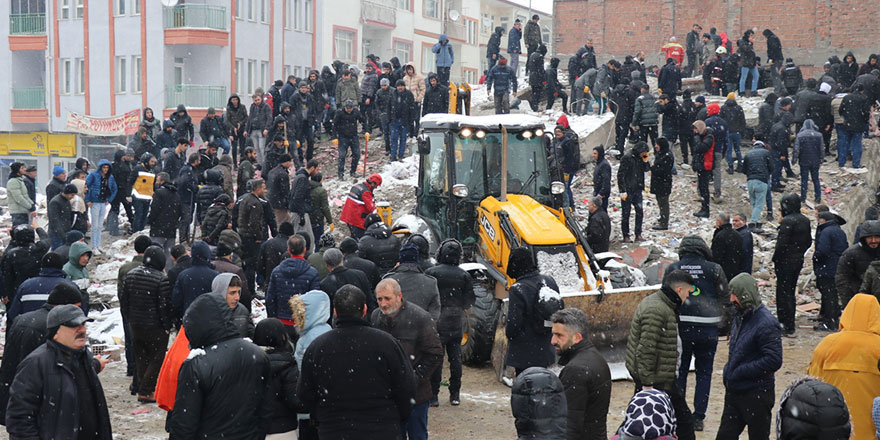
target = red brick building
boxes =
[553,0,880,74]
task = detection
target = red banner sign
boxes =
[65,109,141,136]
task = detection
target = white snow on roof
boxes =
[420,112,545,128]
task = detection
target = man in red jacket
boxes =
[340,173,382,239]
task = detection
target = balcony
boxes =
[163,5,228,46]
[362,0,396,28]
[165,85,227,109]
[11,86,48,124]
[8,13,47,50]
[446,21,466,42]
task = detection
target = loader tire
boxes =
[461,282,500,366]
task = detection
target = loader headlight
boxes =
[551,181,566,195]
[535,129,544,137]
[522,130,533,139]
[452,184,469,198]
[460,128,472,138]
[475,130,486,139]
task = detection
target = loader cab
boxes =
[416,114,555,252]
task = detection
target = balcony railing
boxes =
[10,13,46,35]
[163,5,226,31]
[362,0,396,27]
[12,86,46,109]
[165,85,227,109]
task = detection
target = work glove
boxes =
[601,92,607,99]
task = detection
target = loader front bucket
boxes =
[491,284,659,384]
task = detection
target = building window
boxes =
[283,65,291,79]
[61,59,71,95]
[116,57,127,93]
[75,0,84,18]
[481,13,491,34]
[393,40,412,64]
[247,59,256,94]
[173,57,184,86]
[303,0,312,31]
[421,45,433,75]
[114,0,125,16]
[542,26,551,45]
[283,0,289,28]
[234,58,242,93]
[60,0,70,19]
[133,0,140,15]
[260,0,268,23]
[76,58,85,94]
[466,19,477,45]
[464,70,477,84]
[261,61,269,90]
[334,28,354,62]
[396,0,410,10]
[132,56,142,93]
[424,0,439,19]
[234,0,242,18]
[247,0,254,20]
[292,0,301,30]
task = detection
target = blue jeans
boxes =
[89,202,108,249]
[800,164,821,202]
[739,66,758,93]
[836,127,862,167]
[401,401,429,440]
[337,136,360,178]
[747,179,769,223]
[563,171,575,207]
[131,198,150,232]
[214,137,231,154]
[390,120,409,159]
[770,153,782,189]
[677,324,718,420]
[11,213,29,227]
[726,132,742,167]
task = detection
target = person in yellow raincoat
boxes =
[808,293,880,440]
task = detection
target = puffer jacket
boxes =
[592,64,613,96]
[782,62,803,90]
[421,74,449,115]
[6,175,34,214]
[511,367,567,440]
[47,193,74,240]
[757,95,778,138]
[432,35,454,68]
[858,260,880,302]
[211,155,234,198]
[371,300,443,405]
[632,92,659,126]
[84,159,118,203]
[169,293,270,440]
[319,265,374,314]
[201,202,231,244]
[224,94,248,133]
[793,119,825,168]
[743,143,772,182]
[837,220,880,306]
[357,222,402,275]
[236,192,265,239]
[776,377,851,440]
[772,194,812,265]
[266,256,319,320]
[650,139,674,196]
[121,247,173,330]
[196,169,224,223]
[384,263,441,321]
[625,288,681,388]
[403,63,426,103]
[667,235,729,327]
[724,273,783,393]
[148,181,181,239]
[360,70,379,99]
[425,262,475,338]
[0,305,52,421]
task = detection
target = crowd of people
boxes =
[2,18,880,440]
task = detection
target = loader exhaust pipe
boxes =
[500,124,508,202]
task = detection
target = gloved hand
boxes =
[325,104,330,109]
[299,216,306,227]
[601,92,607,99]
[554,92,559,97]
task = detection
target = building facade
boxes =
[479,0,552,76]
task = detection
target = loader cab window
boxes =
[418,132,449,240]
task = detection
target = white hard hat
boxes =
[716,46,727,55]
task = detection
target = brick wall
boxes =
[554,0,880,71]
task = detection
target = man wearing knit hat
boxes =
[383,243,440,321]
[47,184,78,250]
[7,252,77,323]
[486,55,518,114]
[45,165,68,202]
[0,283,93,424]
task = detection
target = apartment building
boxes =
[0,0,316,186]
[317,0,482,85]
[479,0,552,76]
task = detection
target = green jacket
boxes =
[307,247,330,279]
[309,180,332,226]
[632,93,659,127]
[6,176,34,215]
[62,241,91,281]
[335,77,360,107]
[625,289,680,388]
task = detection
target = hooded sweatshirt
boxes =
[808,294,880,440]
[793,119,824,168]
[84,159,118,203]
[169,104,194,141]
[290,290,332,365]
[667,235,729,326]
[210,273,253,338]
[723,273,782,393]
[62,241,91,283]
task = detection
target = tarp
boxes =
[65,109,140,136]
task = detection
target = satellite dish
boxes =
[448,9,460,22]
[161,0,179,7]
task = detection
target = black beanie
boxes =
[507,247,537,279]
[41,252,66,270]
[134,235,153,254]
[339,237,358,254]
[216,242,234,257]
[47,283,84,306]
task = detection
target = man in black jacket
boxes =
[592,146,611,211]
[289,159,319,252]
[425,239,474,406]
[486,26,504,71]
[551,308,611,440]
[340,236,381,289]
[333,99,367,178]
[712,212,744,282]
[6,304,112,439]
[651,137,675,230]
[358,214,402,275]
[773,194,812,336]
[267,154,292,226]
[838,85,870,168]
[299,285,415,438]
[47,184,77,249]
[657,58,682,99]
[586,197,611,253]
[545,57,568,112]
[199,107,231,155]
[320,247,375,313]
[169,293,269,439]
[685,24,703,77]
[372,278,443,440]
[422,73,449,116]
[763,29,785,93]
[835,219,880,307]
[733,213,754,274]
[121,246,173,402]
[1,225,50,304]
[0,283,84,423]
[177,153,200,242]
[721,95,747,172]
[148,173,181,269]
[528,45,548,112]
[617,141,650,242]
[389,80,415,161]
